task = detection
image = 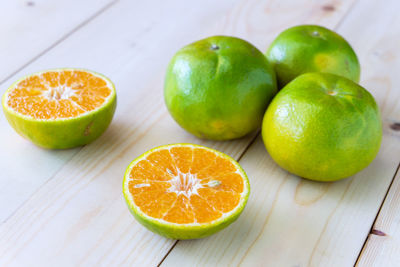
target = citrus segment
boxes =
[170,146,193,174]
[189,194,222,223]
[190,148,217,173]
[146,149,178,176]
[6,70,112,119]
[130,160,171,181]
[200,172,244,193]
[123,144,250,239]
[163,195,196,224]
[2,68,116,149]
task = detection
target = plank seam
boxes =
[0,0,119,86]
[354,162,400,266]
[237,130,261,162]
[157,240,178,267]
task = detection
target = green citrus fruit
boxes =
[2,68,116,149]
[165,35,277,140]
[123,143,250,239]
[266,24,360,88]
[262,72,382,182]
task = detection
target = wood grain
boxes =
[0,0,116,83]
[0,0,399,266]
[0,0,238,223]
[0,0,119,223]
[161,0,400,266]
[0,0,353,265]
[353,2,400,264]
[0,0,246,266]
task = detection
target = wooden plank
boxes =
[357,165,400,266]
[0,0,116,83]
[0,0,238,223]
[161,0,400,266]
[0,0,356,265]
[349,2,400,265]
[0,0,117,223]
[0,0,248,266]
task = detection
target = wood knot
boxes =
[390,122,400,131]
[322,4,335,12]
[371,229,386,236]
[294,180,330,206]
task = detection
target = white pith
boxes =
[133,168,222,197]
[167,170,203,198]
[4,69,115,121]
[123,144,250,226]
[41,83,78,101]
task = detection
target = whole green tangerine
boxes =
[164,35,277,140]
[266,24,360,88]
[262,72,382,181]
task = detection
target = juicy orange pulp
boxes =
[6,70,112,120]
[128,146,245,224]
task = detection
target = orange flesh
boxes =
[6,70,112,119]
[128,146,245,224]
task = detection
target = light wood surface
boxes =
[357,166,400,266]
[0,0,237,222]
[0,0,117,223]
[0,0,116,83]
[0,0,399,266]
[163,0,400,266]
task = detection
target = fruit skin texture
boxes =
[165,35,277,140]
[2,69,117,149]
[262,72,382,182]
[122,144,250,240]
[266,24,360,88]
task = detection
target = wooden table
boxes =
[0,0,399,266]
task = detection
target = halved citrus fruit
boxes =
[123,144,250,239]
[2,68,116,149]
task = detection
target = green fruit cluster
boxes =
[165,25,382,182]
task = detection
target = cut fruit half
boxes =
[2,68,116,149]
[123,143,250,239]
